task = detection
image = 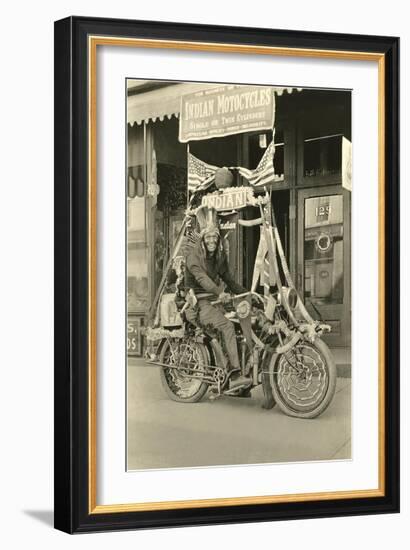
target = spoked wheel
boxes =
[270,338,336,418]
[159,338,209,403]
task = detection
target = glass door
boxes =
[297,186,351,347]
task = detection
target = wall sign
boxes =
[179,85,275,142]
[127,316,144,357]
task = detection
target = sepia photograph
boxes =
[126,80,352,471]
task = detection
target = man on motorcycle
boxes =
[185,206,251,389]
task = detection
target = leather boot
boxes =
[229,370,252,390]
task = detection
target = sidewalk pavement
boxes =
[331,347,351,378]
[127,357,351,470]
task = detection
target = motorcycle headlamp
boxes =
[236,299,251,319]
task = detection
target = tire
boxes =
[159,338,209,403]
[269,338,337,419]
[261,351,277,410]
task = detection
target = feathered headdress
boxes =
[195,205,220,238]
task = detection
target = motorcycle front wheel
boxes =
[159,338,209,403]
[269,338,336,419]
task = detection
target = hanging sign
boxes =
[179,85,275,143]
[202,187,249,211]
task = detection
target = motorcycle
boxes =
[146,185,337,419]
[150,288,336,419]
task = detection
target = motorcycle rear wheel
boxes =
[270,338,336,419]
[159,338,209,403]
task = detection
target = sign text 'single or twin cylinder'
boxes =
[184,89,271,120]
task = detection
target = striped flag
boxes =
[251,228,268,291]
[251,226,276,294]
[187,153,218,193]
[238,140,276,187]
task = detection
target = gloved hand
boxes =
[218,291,231,304]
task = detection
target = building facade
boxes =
[127,81,351,356]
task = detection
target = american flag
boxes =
[238,140,276,187]
[188,153,218,193]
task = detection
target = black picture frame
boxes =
[54,16,400,534]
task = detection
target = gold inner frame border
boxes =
[87,35,386,514]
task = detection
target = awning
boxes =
[127,83,301,126]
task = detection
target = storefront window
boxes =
[303,135,343,178]
[248,130,284,178]
[128,195,149,313]
[304,195,344,305]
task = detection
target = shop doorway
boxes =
[242,190,290,291]
[297,186,351,347]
